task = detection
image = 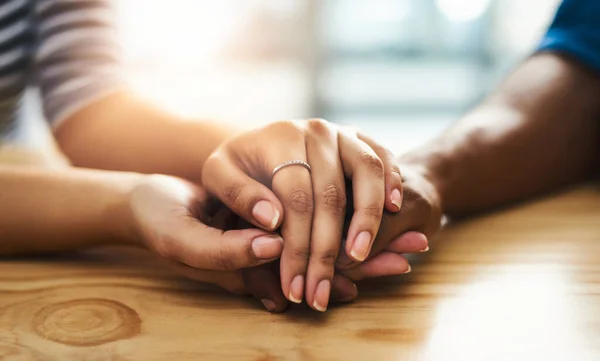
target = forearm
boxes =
[54,91,238,183]
[0,166,140,255]
[400,54,600,217]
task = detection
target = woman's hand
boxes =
[125,175,284,278]
[201,119,403,311]
[123,174,361,313]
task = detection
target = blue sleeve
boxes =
[537,0,600,74]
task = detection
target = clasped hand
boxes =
[124,119,442,312]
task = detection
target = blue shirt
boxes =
[538,0,600,73]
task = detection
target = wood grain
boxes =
[1,185,600,361]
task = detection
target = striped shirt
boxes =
[0,0,123,139]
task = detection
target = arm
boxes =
[54,91,236,183]
[0,166,138,255]
[400,53,600,217]
[0,166,282,266]
[33,1,235,181]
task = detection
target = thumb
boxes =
[161,218,284,271]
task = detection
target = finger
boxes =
[304,119,346,312]
[242,265,289,313]
[358,133,403,213]
[330,274,358,304]
[337,231,428,269]
[269,132,313,305]
[338,130,385,263]
[339,252,411,281]
[336,180,436,270]
[170,262,247,295]
[202,152,284,231]
[160,218,284,271]
[385,231,429,253]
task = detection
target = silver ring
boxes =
[272,160,311,176]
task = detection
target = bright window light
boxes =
[435,0,491,23]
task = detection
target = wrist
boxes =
[102,171,148,247]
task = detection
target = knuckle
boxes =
[405,189,432,212]
[321,184,347,216]
[400,189,434,226]
[286,188,314,218]
[210,244,238,271]
[359,152,384,176]
[223,182,253,213]
[362,205,384,219]
[268,120,304,140]
[315,249,338,267]
[306,118,331,136]
[290,246,311,262]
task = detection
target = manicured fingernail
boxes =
[261,299,277,312]
[288,275,304,303]
[404,264,412,274]
[251,236,283,259]
[350,231,372,262]
[313,279,331,312]
[420,246,430,252]
[252,200,280,230]
[391,188,402,211]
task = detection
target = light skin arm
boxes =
[0,166,139,255]
[0,167,284,269]
[400,53,600,218]
[54,90,237,183]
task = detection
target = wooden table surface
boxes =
[1,185,600,361]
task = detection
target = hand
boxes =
[336,163,443,280]
[201,119,403,311]
[125,174,284,289]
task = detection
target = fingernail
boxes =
[420,246,429,252]
[350,231,372,262]
[251,236,283,259]
[261,299,277,312]
[252,200,280,230]
[288,275,304,303]
[391,188,402,211]
[313,279,331,312]
[404,264,412,274]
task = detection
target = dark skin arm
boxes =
[339,52,600,272]
[400,53,600,218]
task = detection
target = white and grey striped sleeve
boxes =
[34,0,126,128]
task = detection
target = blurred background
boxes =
[19,0,562,154]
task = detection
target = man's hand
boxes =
[237,163,443,312]
[336,163,443,280]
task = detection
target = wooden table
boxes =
[1,186,599,361]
